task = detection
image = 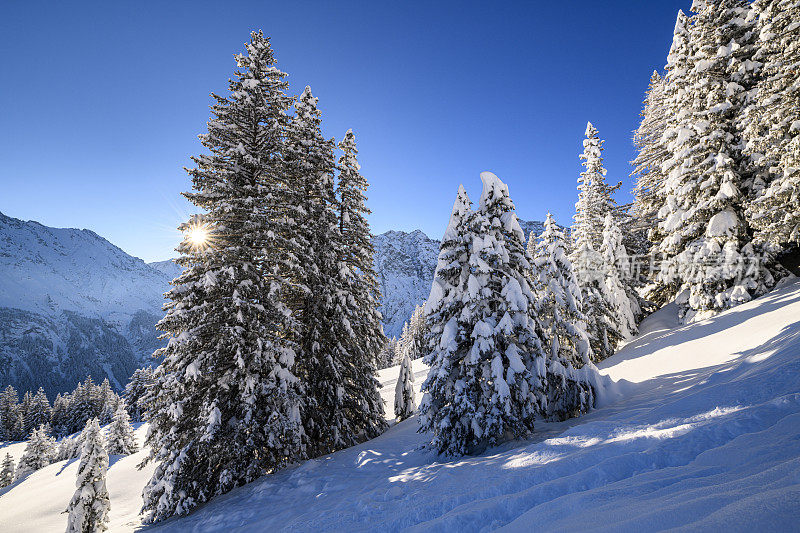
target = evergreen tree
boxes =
[106,401,138,455]
[422,174,547,455]
[65,418,110,533]
[743,0,800,250]
[15,424,56,479]
[601,213,639,340]
[288,87,385,457]
[124,367,156,422]
[336,129,388,371]
[529,213,592,369]
[529,214,596,420]
[376,337,398,370]
[656,0,776,320]
[20,391,33,437]
[572,122,618,252]
[419,185,475,454]
[57,436,81,462]
[141,32,303,522]
[50,393,72,438]
[632,70,669,230]
[26,387,51,432]
[394,348,416,421]
[407,304,428,360]
[572,241,625,362]
[0,385,20,440]
[0,453,14,488]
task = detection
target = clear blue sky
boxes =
[0,0,687,262]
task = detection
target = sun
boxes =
[184,221,212,250]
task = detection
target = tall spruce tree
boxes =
[418,185,475,454]
[336,129,388,368]
[572,122,618,252]
[65,418,110,533]
[26,387,51,432]
[573,241,625,362]
[141,32,303,522]
[632,71,669,230]
[529,214,596,420]
[656,0,775,320]
[288,87,385,457]
[743,0,800,251]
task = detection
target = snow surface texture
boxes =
[2,279,799,531]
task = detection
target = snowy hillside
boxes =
[0,212,172,395]
[2,279,798,531]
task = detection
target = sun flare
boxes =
[185,221,212,250]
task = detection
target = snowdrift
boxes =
[2,280,799,531]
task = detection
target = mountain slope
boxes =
[2,280,797,532]
[0,212,171,395]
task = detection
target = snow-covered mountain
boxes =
[0,212,172,395]
[0,210,555,394]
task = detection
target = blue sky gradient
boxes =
[1,1,687,262]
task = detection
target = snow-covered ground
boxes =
[2,279,799,531]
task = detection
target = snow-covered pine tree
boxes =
[50,393,71,438]
[96,379,116,425]
[529,213,592,369]
[394,347,416,421]
[529,213,596,419]
[572,240,626,362]
[632,71,669,230]
[407,304,428,359]
[287,87,386,458]
[25,387,51,432]
[57,436,80,462]
[336,129,388,371]
[0,453,14,488]
[124,367,156,422]
[601,214,638,338]
[19,391,33,437]
[106,401,137,455]
[15,424,56,480]
[65,418,110,533]
[743,0,800,252]
[636,10,695,305]
[0,385,19,440]
[657,0,776,321]
[431,173,547,455]
[418,184,475,454]
[141,32,304,522]
[572,122,619,252]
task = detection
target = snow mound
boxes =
[2,281,799,531]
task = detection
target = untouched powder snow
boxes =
[2,280,800,531]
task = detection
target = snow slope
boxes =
[1,279,798,531]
